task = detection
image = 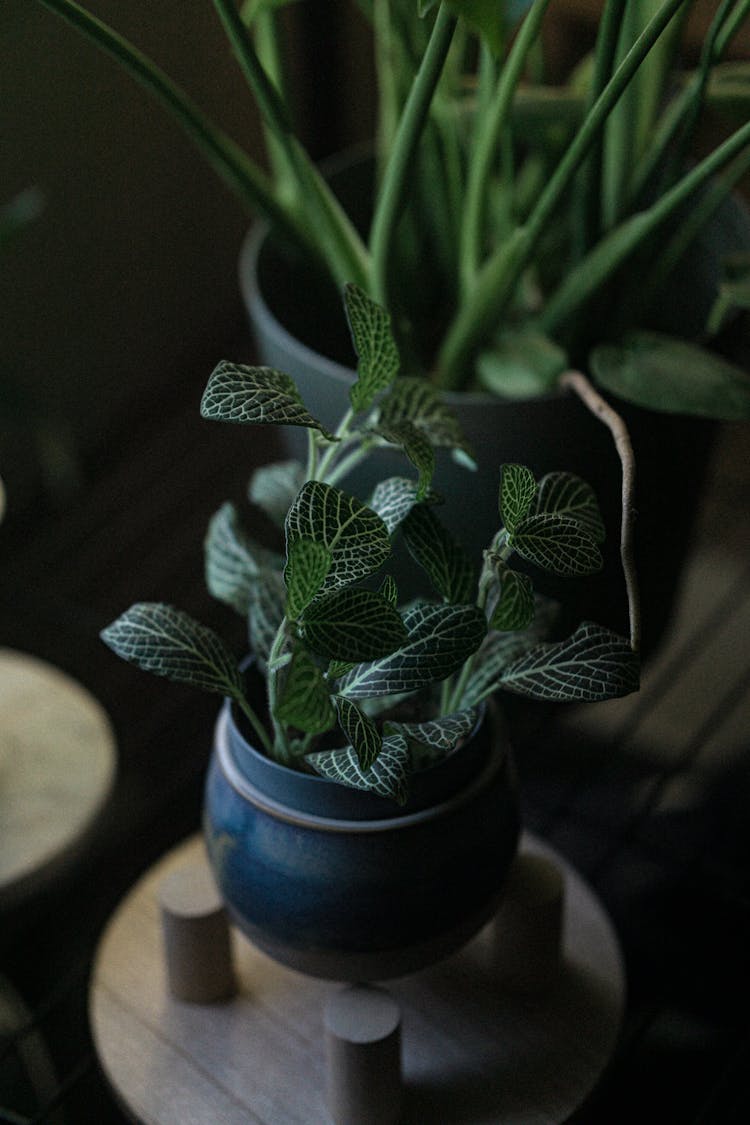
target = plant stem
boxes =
[369,3,457,307]
[558,371,640,654]
[266,618,294,764]
[36,0,312,256]
[236,693,274,755]
[436,0,688,388]
[460,0,554,292]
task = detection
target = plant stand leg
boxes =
[323,984,402,1125]
[158,863,236,1003]
[492,851,565,993]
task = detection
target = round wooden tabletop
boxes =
[0,648,117,908]
[90,832,625,1125]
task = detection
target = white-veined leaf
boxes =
[500,621,640,701]
[201,362,336,437]
[274,646,335,733]
[490,569,535,631]
[388,706,478,762]
[334,695,382,770]
[248,568,286,670]
[368,477,437,535]
[459,596,560,707]
[378,377,473,457]
[510,513,602,576]
[285,481,392,591]
[204,502,281,615]
[402,505,475,603]
[379,574,398,606]
[101,603,243,700]
[499,464,537,534]
[344,283,400,413]
[284,537,331,619]
[534,472,605,543]
[300,588,407,662]
[338,603,487,699]
[306,733,410,805]
[374,418,436,500]
[248,460,306,526]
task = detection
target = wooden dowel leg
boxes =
[493,851,565,993]
[158,862,236,1003]
[324,984,402,1125]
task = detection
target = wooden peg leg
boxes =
[158,861,236,1003]
[493,851,565,993]
[324,984,402,1125]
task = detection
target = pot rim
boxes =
[214,703,510,835]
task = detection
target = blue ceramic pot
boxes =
[203,698,520,981]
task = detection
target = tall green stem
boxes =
[369,3,457,307]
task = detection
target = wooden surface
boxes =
[90,832,624,1125]
[0,648,117,907]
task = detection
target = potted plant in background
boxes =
[101,287,639,979]
[35,0,750,649]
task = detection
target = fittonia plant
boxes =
[102,287,639,804]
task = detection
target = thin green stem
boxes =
[460,0,554,292]
[369,3,457,307]
[266,618,293,764]
[236,693,273,755]
[36,0,311,255]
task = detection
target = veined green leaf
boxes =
[499,463,537,534]
[327,659,355,680]
[590,332,750,421]
[285,481,392,591]
[490,569,535,631]
[477,329,567,399]
[374,419,436,500]
[500,621,640,701]
[534,472,605,543]
[101,603,243,700]
[248,568,286,670]
[339,603,487,699]
[368,477,435,535]
[306,733,410,805]
[201,362,336,437]
[402,505,475,603]
[510,514,603,576]
[334,696,382,770]
[204,501,281,615]
[379,574,399,607]
[344,283,400,413]
[459,596,559,707]
[274,646,335,734]
[301,588,407,662]
[389,706,478,757]
[378,377,473,458]
[248,460,306,526]
[284,537,331,619]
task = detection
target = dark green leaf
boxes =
[204,501,281,615]
[344,283,400,413]
[306,733,410,805]
[274,646,335,733]
[248,460,306,526]
[477,329,567,398]
[510,514,603,576]
[500,621,640,701]
[490,569,535,631]
[459,596,560,707]
[285,481,392,591]
[284,537,331,619]
[534,472,605,543]
[374,419,436,500]
[248,568,286,671]
[379,574,399,607]
[402,505,475,603]
[338,603,487,699]
[499,463,537,534]
[334,695,382,770]
[590,332,750,421]
[101,603,243,700]
[301,588,407,662]
[378,377,473,458]
[201,362,336,437]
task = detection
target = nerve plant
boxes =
[102,287,640,804]
[34,0,750,419]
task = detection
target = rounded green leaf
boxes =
[284,537,332,619]
[402,505,475,604]
[274,647,335,734]
[301,589,407,662]
[334,696,382,770]
[344,283,400,413]
[201,362,336,436]
[491,569,535,631]
[499,621,640,701]
[534,472,605,543]
[499,463,537,534]
[510,514,602,576]
[477,330,567,399]
[306,733,410,805]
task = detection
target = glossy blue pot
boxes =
[203,699,520,981]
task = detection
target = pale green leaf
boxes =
[490,569,535,631]
[248,460,306,526]
[334,695,382,770]
[201,362,336,437]
[590,332,750,421]
[301,588,407,662]
[338,603,487,699]
[477,329,568,398]
[285,481,392,591]
[101,603,243,700]
[368,477,432,535]
[306,733,410,805]
[344,283,400,413]
[402,505,475,603]
[510,514,603,576]
[204,501,281,616]
[388,706,478,764]
[534,472,605,543]
[500,622,640,702]
[284,537,331,619]
[248,568,286,670]
[274,646,335,734]
[499,463,537,534]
